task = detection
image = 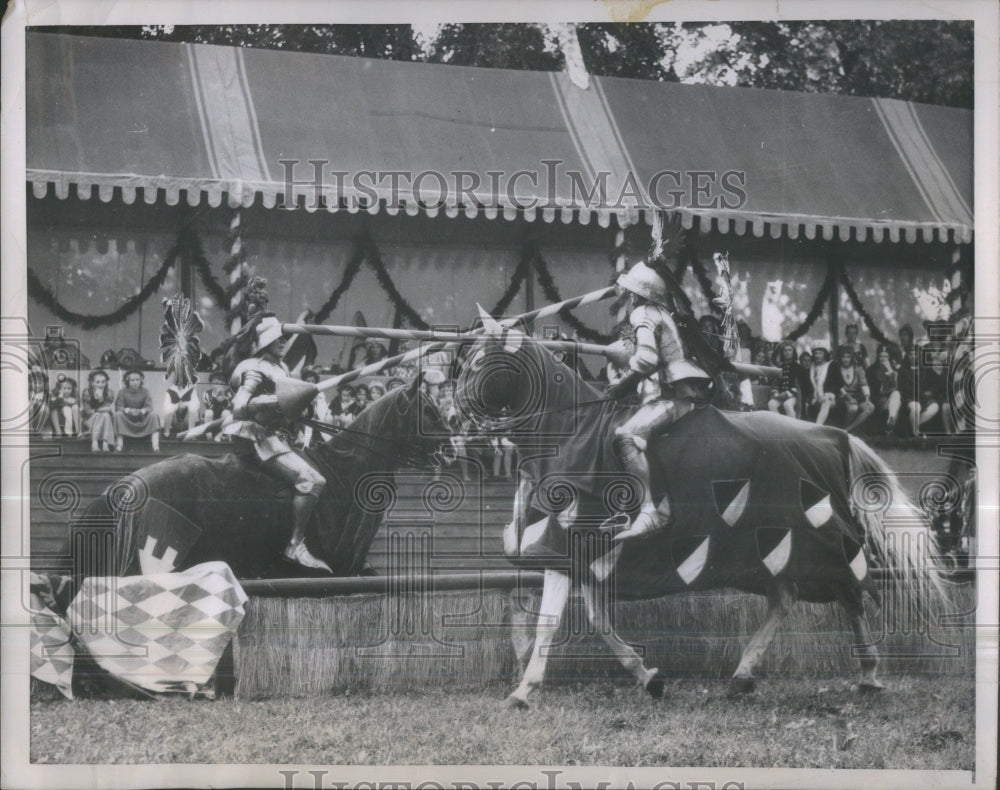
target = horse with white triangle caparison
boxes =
[454,322,953,709]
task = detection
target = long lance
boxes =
[310,286,618,392]
[284,323,778,381]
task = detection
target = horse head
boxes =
[454,322,599,439]
[380,377,451,469]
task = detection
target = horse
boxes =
[74,380,448,579]
[453,328,952,708]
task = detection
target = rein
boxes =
[301,416,439,469]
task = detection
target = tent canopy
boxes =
[27,31,972,244]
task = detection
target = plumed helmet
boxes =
[253,316,285,355]
[616,261,667,306]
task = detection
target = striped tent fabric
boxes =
[67,561,247,695]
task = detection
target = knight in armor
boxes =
[607,261,714,541]
[223,315,333,573]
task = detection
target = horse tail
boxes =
[847,434,952,608]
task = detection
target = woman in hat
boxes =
[114,369,160,451]
[81,369,116,452]
[223,315,332,573]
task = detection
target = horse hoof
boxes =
[728,676,756,697]
[504,694,530,710]
[857,681,885,694]
[644,671,667,699]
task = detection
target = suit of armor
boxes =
[224,322,331,572]
[609,262,711,541]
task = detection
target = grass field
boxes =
[30,674,974,768]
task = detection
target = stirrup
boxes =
[614,508,665,542]
[283,542,333,573]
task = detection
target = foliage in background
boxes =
[44,20,972,107]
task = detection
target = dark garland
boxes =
[489,244,531,317]
[184,229,229,307]
[361,236,430,330]
[27,244,179,330]
[783,259,839,342]
[313,240,367,324]
[839,265,893,348]
[689,251,722,310]
[530,245,614,344]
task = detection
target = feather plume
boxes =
[160,294,204,389]
[712,252,740,360]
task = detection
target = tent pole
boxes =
[827,240,841,349]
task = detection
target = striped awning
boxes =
[27,31,973,243]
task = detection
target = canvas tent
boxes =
[25,30,973,364]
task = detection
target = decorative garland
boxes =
[26,244,180,330]
[839,265,893,348]
[184,229,229,307]
[488,244,532,318]
[313,240,366,324]
[361,236,430,330]
[530,244,613,343]
[783,259,840,342]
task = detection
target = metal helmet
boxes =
[252,316,285,355]
[616,261,667,306]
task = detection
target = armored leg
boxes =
[264,451,332,573]
[613,400,680,541]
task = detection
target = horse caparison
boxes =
[454,330,953,708]
[75,380,448,579]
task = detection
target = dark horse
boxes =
[78,381,447,579]
[454,329,952,708]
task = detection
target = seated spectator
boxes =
[296,366,333,448]
[350,384,371,415]
[49,374,81,438]
[162,381,200,439]
[385,378,405,392]
[200,371,233,439]
[913,342,948,437]
[29,360,51,436]
[81,369,116,452]
[867,345,901,436]
[368,382,387,402]
[750,346,772,385]
[844,323,869,367]
[114,369,160,452]
[767,342,808,418]
[420,368,446,407]
[808,346,836,424]
[824,346,874,433]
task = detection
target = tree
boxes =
[425,23,561,71]
[678,20,973,108]
[577,23,678,82]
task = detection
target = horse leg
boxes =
[505,569,570,710]
[730,582,798,695]
[841,592,884,691]
[580,580,665,698]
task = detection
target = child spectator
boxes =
[49,374,81,438]
[809,346,836,425]
[81,369,116,452]
[767,342,808,418]
[201,371,233,439]
[114,369,160,452]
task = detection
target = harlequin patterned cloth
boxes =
[29,573,76,699]
[66,561,247,694]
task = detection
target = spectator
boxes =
[750,346,771,385]
[824,346,874,433]
[420,368,446,406]
[914,342,948,437]
[368,382,387,402]
[114,369,160,452]
[81,369,116,452]
[867,345,901,436]
[385,378,405,392]
[437,381,471,481]
[49,374,81,437]
[844,323,869,367]
[29,360,51,436]
[352,384,371,414]
[200,371,233,439]
[338,387,358,423]
[296,366,332,448]
[162,381,200,439]
[896,324,921,436]
[809,346,836,425]
[767,342,807,418]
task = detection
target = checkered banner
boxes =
[67,561,247,695]
[29,573,75,700]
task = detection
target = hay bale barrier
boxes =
[232,581,973,698]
